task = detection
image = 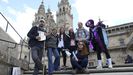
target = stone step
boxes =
[27,64,133,71]
[23,72,133,75]
[23,67,133,75]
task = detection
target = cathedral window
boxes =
[35,17,37,20]
[125,26,128,29]
[120,27,124,30]
[129,25,133,28]
[107,30,111,34]
[116,28,120,31]
[47,15,49,18]
[60,8,61,12]
[63,7,65,12]
[38,17,40,20]
[119,38,125,46]
[112,29,115,32]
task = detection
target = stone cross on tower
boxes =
[42,0,44,4]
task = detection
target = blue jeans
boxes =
[47,48,60,74]
[71,58,88,70]
[31,46,43,75]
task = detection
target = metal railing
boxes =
[0,12,28,44]
[0,12,30,61]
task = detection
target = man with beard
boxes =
[27,19,47,75]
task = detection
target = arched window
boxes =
[38,17,40,20]
[119,38,125,46]
[35,17,37,20]
[60,8,61,12]
[47,15,49,18]
[112,29,115,32]
[125,26,128,29]
[116,28,120,31]
[120,27,124,30]
[63,7,65,12]
[107,30,111,34]
[129,25,133,28]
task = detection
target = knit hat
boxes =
[39,19,45,23]
[85,19,94,27]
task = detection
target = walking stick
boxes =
[43,41,46,75]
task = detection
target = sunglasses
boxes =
[78,43,83,45]
[40,21,44,23]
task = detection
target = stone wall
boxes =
[0,27,28,75]
[0,64,9,75]
[0,27,19,58]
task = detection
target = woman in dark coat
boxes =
[68,27,77,68]
[68,27,77,54]
[57,27,70,68]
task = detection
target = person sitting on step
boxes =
[71,41,89,73]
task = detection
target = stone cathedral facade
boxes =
[32,0,73,33]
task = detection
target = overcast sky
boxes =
[0,0,133,43]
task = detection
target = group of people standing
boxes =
[27,19,113,75]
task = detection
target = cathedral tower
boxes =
[32,0,46,26]
[56,0,73,33]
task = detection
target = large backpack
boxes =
[76,28,87,38]
[102,28,109,47]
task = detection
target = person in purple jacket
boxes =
[86,19,113,69]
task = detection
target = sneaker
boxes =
[108,65,113,69]
[62,65,68,68]
[81,68,87,73]
[61,65,65,68]
[96,66,102,69]
[54,67,61,71]
[72,69,77,74]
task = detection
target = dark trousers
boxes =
[69,46,77,68]
[94,43,111,60]
[58,48,67,66]
[31,46,43,75]
[71,58,88,70]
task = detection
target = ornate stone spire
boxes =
[38,0,45,14]
[32,0,46,26]
[61,0,68,3]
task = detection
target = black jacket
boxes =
[57,33,70,49]
[27,26,45,48]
